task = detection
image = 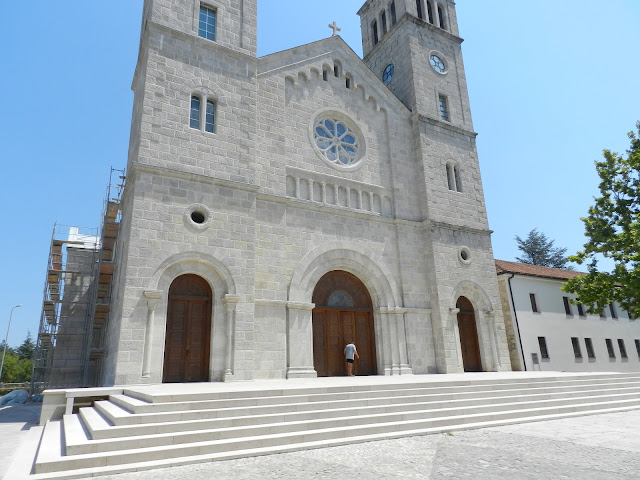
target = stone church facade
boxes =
[102,0,511,386]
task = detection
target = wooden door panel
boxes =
[163,275,212,383]
[458,313,482,372]
[313,311,327,377]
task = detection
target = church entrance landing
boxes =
[163,274,212,383]
[312,271,377,376]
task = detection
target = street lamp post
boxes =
[0,304,23,382]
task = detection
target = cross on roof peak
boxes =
[328,21,341,36]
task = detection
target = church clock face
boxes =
[382,64,395,85]
[430,54,446,73]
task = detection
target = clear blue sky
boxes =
[1,1,638,348]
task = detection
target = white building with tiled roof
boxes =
[496,260,640,373]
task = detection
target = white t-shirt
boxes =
[344,343,357,360]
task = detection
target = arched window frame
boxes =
[372,20,379,45]
[381,10,388,36]
[416,0,424,20]
[189,92,217,134]
[426,1,434,24]
[437,3,447,30]
[390,1,397,25]
[446,162,462,192]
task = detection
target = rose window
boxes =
[314,118,359,166]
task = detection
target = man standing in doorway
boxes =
[344,341,359,376]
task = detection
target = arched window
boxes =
[390,2,397,25]
[447,163,462,192]
[190,96,201,129]
[427,1,434,24]
[334,61,341,78]
[416,0,423,20]
[454,165,462,192]
[372,20,379,45]
[381,11,387,35]
[190,94,216,133]
[438,4,447,29]
[323,68,329,81]
[205,100,215,133]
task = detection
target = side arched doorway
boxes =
[312,271,377,376]
[163,274,212,383]
[456,296,482,372]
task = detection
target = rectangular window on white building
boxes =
[577,303,585,317]
[563,297,572,315]
[538,337,549,359]
[618,339,627,358]
[530,293,539,313]
[571,337,582,358]
[606,338,616,358]
[585,338,595,358]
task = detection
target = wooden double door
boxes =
[456,296,482,372]
[163,274,212,383]
[312,271,377,377]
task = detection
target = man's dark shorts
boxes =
[346,359,354,364]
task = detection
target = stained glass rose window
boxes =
[314,118,360,166]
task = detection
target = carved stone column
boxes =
[449,307,462,370]
[142,290,163,379]
[222,294,240,382]
[286,301,318,378]
[484,310,500,371]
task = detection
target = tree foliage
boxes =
[563,122,640,318]
[515,228,573,269]
[16,332,35,360]
[0,353,32,383]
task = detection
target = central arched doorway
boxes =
[312,271,377,376]
[456,296,482,372]
[163,274,212,382]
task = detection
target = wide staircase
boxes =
[32,373,640,479]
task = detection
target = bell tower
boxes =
[358,0,509,373]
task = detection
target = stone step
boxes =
[111,378,640,414]
[94,384,640,429]
[65,391,640,455]
[35,396,640,474]
[121,374,640,404]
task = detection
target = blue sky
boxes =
[1,1,638,348]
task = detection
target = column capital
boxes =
[222,294,241,305]
[143,290,163,309]
[449,307,460,315]
[286,301,315,311]
[376,307,407,315]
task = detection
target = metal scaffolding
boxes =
[31,167,125,394]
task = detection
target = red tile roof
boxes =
[495,259,585,281]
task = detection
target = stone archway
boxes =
[456,296,482,372]
[163,274,212,382]
[312,271,377,376]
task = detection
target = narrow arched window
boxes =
[334,63,340,78]
[372,21,379,45]
[381,11,387,35]
[446,164,455,191]
[438,4,446,29]
[390,2,397,25]
[323,68,329,81]
[416,0,423,20]
[454,165,462,192]
[205,100,215,133]
[427,1,434,24]
[190,96,201,129]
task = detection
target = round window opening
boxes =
[383,64,395,85]
[459,246,472,264]
[314,117,360,166]
[191,211,206,224]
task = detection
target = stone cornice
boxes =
[128,163,260,193]
[415,114,478,138]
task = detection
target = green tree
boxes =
[563,122,640,318]
[15,332,35,360]
[0,352,32,383]
[515,228,573,269]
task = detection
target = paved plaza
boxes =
[3,402,640,479]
